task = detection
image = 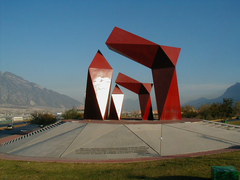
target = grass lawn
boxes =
[1,151,240,180]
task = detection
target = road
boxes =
[0,124,40,139]
[0,121,28,128]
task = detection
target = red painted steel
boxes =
[84,50,113,120]
[106,27,182,120]
[116,73,154,120]
[109,85,124,120]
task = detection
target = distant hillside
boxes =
[122,98,157,112]
[122,99,139,111]
[0,71,82,109]
[183,82,240,108]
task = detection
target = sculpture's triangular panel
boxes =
[152,67,175,119]
[116,73,142,94]
[112,84,123,94]
[107,44,159,68]
[89,50,113,69]
[84,71,102,119]
[152,46,175,69]
[109,99,118,120]
[115,73,153,120]
[160,45,181,67]
[112,94,124,120]
[109,85,124,120]
[106,27,182,120]
[142,83,153,94]
[160,69,182,120]
[84,50,113,120]
[139,83,153,94]
[116,83,142,94]
[139,93,154,120]
[89,68,113,119]
[106,27,157,45]
[115,73,140,84]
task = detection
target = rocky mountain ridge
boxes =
[1,71,238,111]
[0,71,82,110]
[183,82,240,108]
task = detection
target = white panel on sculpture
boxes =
[93,77,111,119]
[84,50,113,120]
[112,94,124,119]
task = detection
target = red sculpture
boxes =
[106,27,182,120]
[109,85,124,120]
[115,73,153,120]
[84,50,113,120]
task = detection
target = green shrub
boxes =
[31,112,57,125]
[62,107,83,120]
[181,105,198,118]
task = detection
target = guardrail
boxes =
[1,121,64,146]
[202,120,240,131]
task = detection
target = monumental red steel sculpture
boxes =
[84,50,113,120]
[109,85,124,120]
[106,27,182,120]
[116,73,154,120]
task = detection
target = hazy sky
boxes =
[1,0,239,104]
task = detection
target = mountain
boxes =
[183,82,240,108]
[122,98,157,112]
[122,99,140,111]
[0,71,82,109]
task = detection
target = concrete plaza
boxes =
[0,120,240,162]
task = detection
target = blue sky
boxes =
[1,0,239,105]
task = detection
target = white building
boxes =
[12,117,23,121]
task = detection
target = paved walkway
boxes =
[1,120,240,163]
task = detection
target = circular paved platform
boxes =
[1,119,240,163]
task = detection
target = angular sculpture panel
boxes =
[84,50,113,120]
[109,85,124,120]
[106,27,182,120]
[115,73,153,120]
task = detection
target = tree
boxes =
[209,103,222,119]
[31,111,57,126]
[62,107,83,120]
[233,101,240,117]
[208,98,234,120]
[220,98,233,120]
[198,104,211,119]
[181,105,198,118]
